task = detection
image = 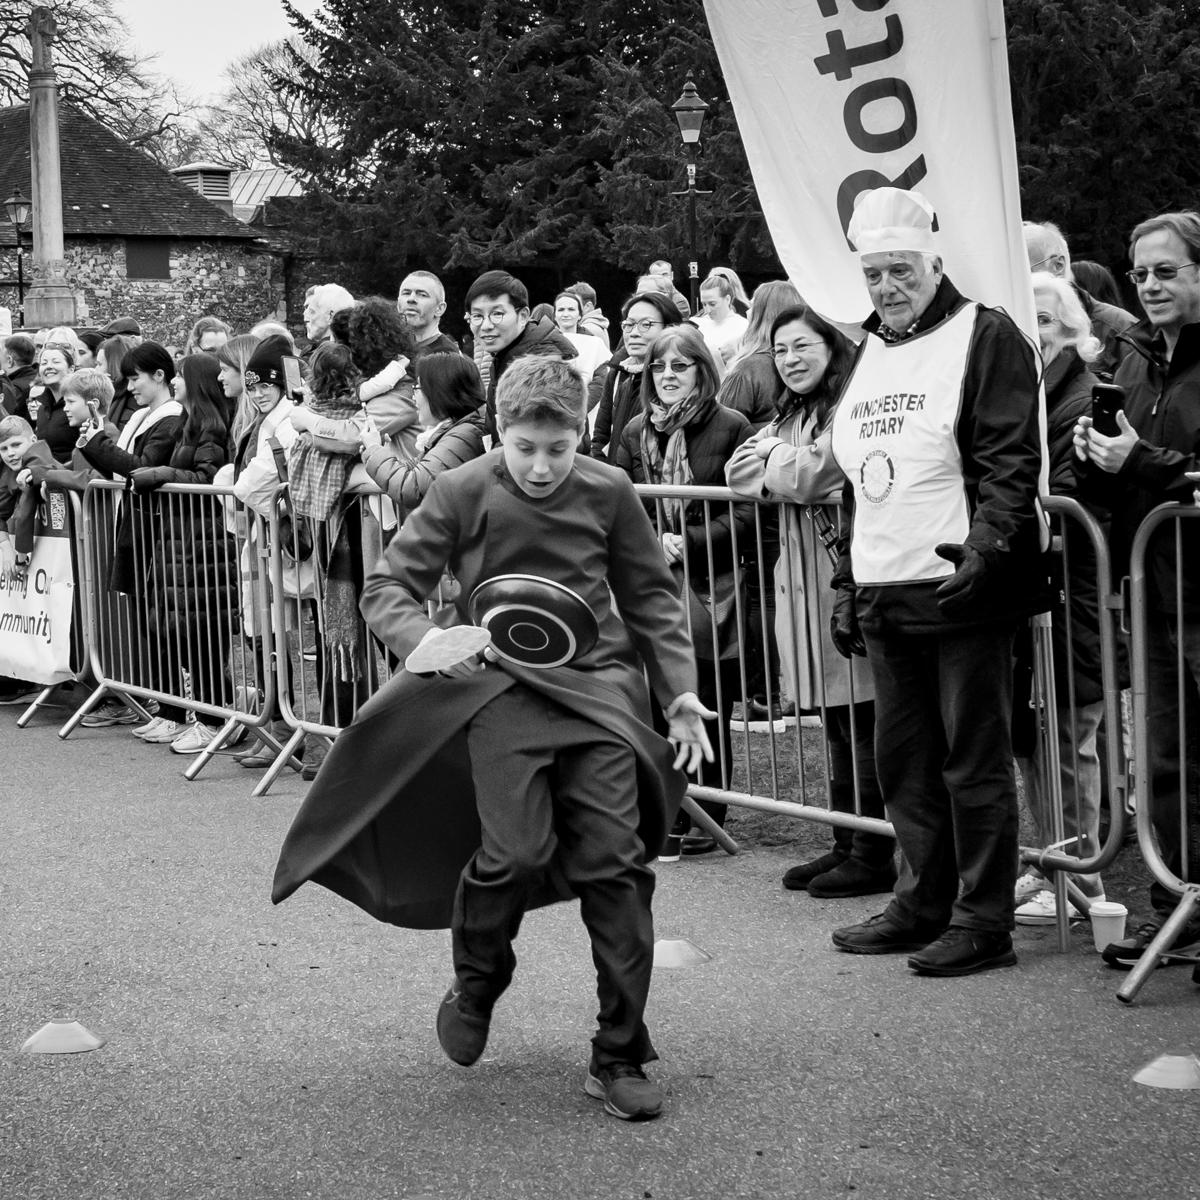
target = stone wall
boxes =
[0,237,289,344]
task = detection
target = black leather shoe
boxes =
[435,983,491,1066]
[831,911,941,954]
[907,927,1017,976]
[782,851,846,891]
[808,857,898,899]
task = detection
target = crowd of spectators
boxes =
[1,213,1198,976]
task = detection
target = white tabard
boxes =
[830,303,978,586]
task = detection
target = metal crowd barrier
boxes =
[16,488,91,728]
[1021,495,1129,951]
[59,479,284,780]
[1120,502,1200,1004]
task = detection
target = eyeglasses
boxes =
[469,308,515,327]
[1127,262,1200,284]
[649,358,697,374]
[621,318,665,334]
[1035,313,1058,327]
[773,341,825,357]
[43,342,74,355]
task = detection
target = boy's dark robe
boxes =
[272,450,699,929]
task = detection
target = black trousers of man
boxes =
[452,684,657,1067]
[864,623,1020,933]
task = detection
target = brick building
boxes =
[0,105,291,342]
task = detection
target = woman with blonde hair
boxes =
[216,333,263,442]
[1010,272,1109,924]
[694,268,750,366]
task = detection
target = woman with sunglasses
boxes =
[616,323,753,853]
[590,292,683,463]
[726,305,895,897]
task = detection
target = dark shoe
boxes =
[782,851,846,891]
[907,927,1017,976]
[681,833,717,856]
[831,911,941,955]
[435,983,491,1066]
[584,1059,663,1121]
[302,762,319,782]
[1101,913,1200,970]
[807,857,898,899]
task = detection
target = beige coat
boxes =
[725,406,874,709]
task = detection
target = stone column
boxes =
[24,6,75,327]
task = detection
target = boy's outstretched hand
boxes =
[665,692,717,775]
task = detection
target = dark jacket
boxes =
[361,409,487,516]
[107,379,138,433]
[0,442,56,556]
[1080,319,1200,616]
[591,352,642,464]
[615,396,754,577]
[1,363,38,422]
[840,276,1047,633]
[29,388,76,464]
[485,316,578,424]
[717,349,784,431]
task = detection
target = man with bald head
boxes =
[397,270,460,361]
[828,188,1044,977]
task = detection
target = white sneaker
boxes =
[170,722,215,755]
[132,716,171,739]
[1014,870,1046,905]
[1015,889,1083,925]
[141,719,185,744]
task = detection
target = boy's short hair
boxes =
[565,281,596,308]
[63,367,116,414]
[0,414,34,442]
[495,357,586,433]
[4,334,36,366]
[465,270,530,313]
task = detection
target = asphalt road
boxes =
[2,705,1198,1200]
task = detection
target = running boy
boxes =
[274,356,711,1121]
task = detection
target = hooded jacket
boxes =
[484,316,578,436]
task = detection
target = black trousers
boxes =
[866,623,1020,933]
[453,684,657,1066]
[826,702,895,869]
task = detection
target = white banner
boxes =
[703,0,1033,334]
[0,489,76,685]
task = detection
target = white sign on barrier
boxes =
[0,490,75,684]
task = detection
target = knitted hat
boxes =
[847,187,938,257]
[103,316,142,336]
[243,334,291,390]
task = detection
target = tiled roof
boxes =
[0,104,259,246]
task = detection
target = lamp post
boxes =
[4,188,31,328]
[671,73,710,312]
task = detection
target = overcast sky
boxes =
[115,0,321,103]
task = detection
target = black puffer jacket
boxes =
[615,396,754,578]
[591,352,642,464]
[30,388,76,464]
[485,316,577,428]
[1080,319,1200,616]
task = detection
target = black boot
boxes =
[782,850,847,891]
[807,855,898,898]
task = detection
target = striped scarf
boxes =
[639,393,706,532]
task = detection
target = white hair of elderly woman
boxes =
[1032,271,1103,363]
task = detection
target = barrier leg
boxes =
[57,683,109,739]
[1116,885,1200,1005]
[680,794,740,856]
[1053,869,1071,953]
[252,727,306,798]
[182,715,241,782]
[16,686,57,729]
[1065,878,1094,919]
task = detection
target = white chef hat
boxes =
[847,187,939,257]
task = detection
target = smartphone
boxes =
[1091,383,1125,437]
[281,355,306,404]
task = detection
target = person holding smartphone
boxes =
[1073,211,1200,967]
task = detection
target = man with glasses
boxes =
[465,270,577,434]
[827,187,1044,977]
[1073,211,1200,969]
[1023,221,1135,380]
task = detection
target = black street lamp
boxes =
[671,73,710,312]
[4,188,31,328]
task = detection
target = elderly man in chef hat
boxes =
[827,187,1046,977]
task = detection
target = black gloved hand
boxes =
[934,542,989,616]
[830,584,865,659]
[129,466,172,495]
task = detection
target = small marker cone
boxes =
[20,1019,105,1055]
[1133,1053,1200,1089]
[653,938,712,968]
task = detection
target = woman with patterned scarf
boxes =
[615,324,753,854]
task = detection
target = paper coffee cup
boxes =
[1088,901,1128,952]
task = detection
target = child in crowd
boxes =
[0,414,45,570]
[273,357,714,1123]
[25,369,117,492]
